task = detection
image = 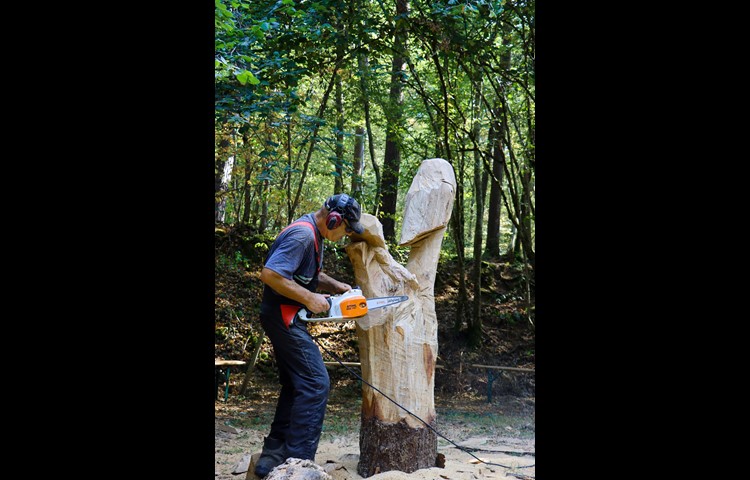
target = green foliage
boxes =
[216,252,248,273]
[216,0,535,262]
[234,250,252,269]
[215,253,239,272]
[214,0,235,33]
[215,325,229,341]
[390,244,411,265]
[235,70,260,85]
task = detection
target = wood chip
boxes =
[232,454,251,474]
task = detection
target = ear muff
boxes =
[326,194,351,230]
[327,211,344,230]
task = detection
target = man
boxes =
[254,193,365,478]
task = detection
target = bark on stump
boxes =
[345,158,456,477]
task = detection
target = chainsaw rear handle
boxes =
[297,296,337,322]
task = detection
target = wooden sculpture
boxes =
[345,158,456,477]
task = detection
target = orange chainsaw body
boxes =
[338,294,369,318]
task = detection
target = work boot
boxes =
[254,436,288,478]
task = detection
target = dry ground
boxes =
[215,373,535,480]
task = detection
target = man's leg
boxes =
[255,310,295,477]
[275,320,330,460]
[257,310,330,473]
[268,368,293,441]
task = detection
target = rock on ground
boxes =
[266,458,333,480]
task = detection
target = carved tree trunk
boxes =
[345,158,456,477]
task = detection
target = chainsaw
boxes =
[297,288,408,323]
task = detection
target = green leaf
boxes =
[235,70,260,85]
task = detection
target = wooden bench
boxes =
[215,359,247,402]
[472,364,535,403]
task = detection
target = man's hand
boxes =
[260,267,329,313]
[305,293,332,314]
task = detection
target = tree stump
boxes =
[345,158,456,477]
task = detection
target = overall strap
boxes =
[278,220,320,272]
[276,220,321,329]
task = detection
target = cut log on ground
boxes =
[345,158,456,477]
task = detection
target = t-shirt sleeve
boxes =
[263,228,313,280]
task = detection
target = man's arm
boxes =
[260,267,331,314]
[317,272,351,294]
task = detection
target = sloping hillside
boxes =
[215,223,535,399]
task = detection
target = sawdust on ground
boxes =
[215,383,535,480]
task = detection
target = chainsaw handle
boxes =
[297,296,333,322]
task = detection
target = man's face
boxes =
[326,219,355,241]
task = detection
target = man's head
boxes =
[324,194,364,234]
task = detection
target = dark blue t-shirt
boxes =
[262,213,324,308]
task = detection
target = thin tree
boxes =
[469,70,484,347]
[484,29,512,259]
[358,50,381,215]
[378,0,409,242]
[352,125,365,197]
[334,20,345,194]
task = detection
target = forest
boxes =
[214,0,535,348]
[214,2,535,478]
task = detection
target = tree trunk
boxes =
[485,104,505,259]
[215,137,231,222]
[450,170,467,333]
[358,51,381,216]
[334,56,344,194]
[346,158,456,478]
[379,0,409,242]
[291,69,337,220]
[469,76,484,347]
[518,171,535,267]
[352,126,365,198]
[485,28,511,259]
[429,44,466,333]
[286,115,294,224]
[217,155,234,223]
[241,133,253,226]
[506,221,517,259]
[259,178,269,234]
[239,332,265,396]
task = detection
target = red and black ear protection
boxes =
[326,194,351,230]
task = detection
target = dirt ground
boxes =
[215,375,535,480]
[215,225,535,479]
